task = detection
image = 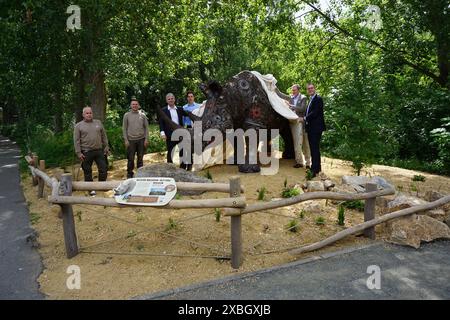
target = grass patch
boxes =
[341,200,365,212]
[30,212,40,225]
[337,205,345,226]
[257,187,267,201]
[286,219,299,233]
[315,216,326,226]
[412,174,426,182]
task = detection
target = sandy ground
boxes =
[21,153,450,299]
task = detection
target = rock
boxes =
[387,194,446,221]
[342,175,394,193]
[323,179,335,190]
[303,202,322,214]
[342,175,369,186]
[445,217,450,228]
[305,181,325,192]
[423,190,450,217]
[369,176,394,190]
[331,184,358,194]
[384,214,450,249]
[423,190,446,202]
[136,163,211,196]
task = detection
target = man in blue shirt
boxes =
[182,91,200,129]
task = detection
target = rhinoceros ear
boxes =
[207,80,223,98]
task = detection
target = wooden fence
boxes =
[24,154,450,268]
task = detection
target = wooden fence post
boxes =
[32,155,39,186]
[363,183,377,240]
[229,176,242,269]
[60,174,78,258]
[37,160,45,198]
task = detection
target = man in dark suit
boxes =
[159,93,185,164]
[303,83,326,177]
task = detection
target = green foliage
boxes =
[341,200,365,212]
[286,220,299,233]
[281,186,300,198]
[257,187,267,201]
[412,175,426,182]
[214,208,221,222]
[204,170,213,181]
[298,210,306,219]
[305,169,314,181]
[165,218,178,231]
[30,212,40,225]
[337,206,345,226]
[315,217,326,226]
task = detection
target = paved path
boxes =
[0,136,44,299]
[139,241,450,300]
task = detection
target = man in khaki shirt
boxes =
[122,99,149,178]
[73,106,109,192]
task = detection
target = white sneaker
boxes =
[89,190,96,197]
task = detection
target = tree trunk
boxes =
[87,70,106,122]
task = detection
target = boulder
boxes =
[136,163,211,196]
[323,179,335,190]
[305,181,325,192]
[383,214,450,249]
[341,175,394,193]
[423,190,450,217]
[303,202,322,214]
[387,194,446,221]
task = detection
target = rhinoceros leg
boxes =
[238,130,261,173]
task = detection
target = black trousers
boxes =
[307,131,323,174]
[81,149,108,182]
[127,138,145,178]
[166,138,189,169]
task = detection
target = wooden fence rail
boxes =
[24,154,450,269]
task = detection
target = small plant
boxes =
[298,209,306,219]
[286,219,299,233]
[76,210,82,222]
[175,193,182,200]
[214,208,221,222]
[315,216,326,226]
[30,212,40,225]
[136,214,144,222]
[136,244,145,251]
[283,178,287,188]
[257,186,267,201]
[165,218,178,231]
[126,230,137,238]
[412,175,426,182]
[397,185,404,192]
[337,205,345,226]
[341,200,365,212]
[205,170,213,180]
[305,169,314,181]
[410,183,418,192]
[281,187,300,198]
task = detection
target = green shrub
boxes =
[281,187,300,198]
[257,187,267,201]
[341,200,365,212]
[315,216,325,225]
[412,175,426,182]
[286,219,299,233]
[337,205,345,226]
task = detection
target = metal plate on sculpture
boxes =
[114,177,177,206]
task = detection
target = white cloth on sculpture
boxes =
[250,71,299,121]
[250,70,303,165]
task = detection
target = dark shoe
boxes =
[127,173,134,179]
[293,163,304,168]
